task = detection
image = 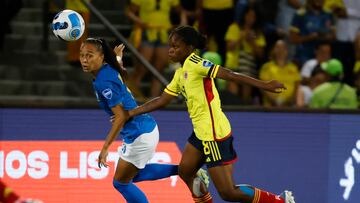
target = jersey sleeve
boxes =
[192,59,220,78]
[164,69,181,96]
[96,80,124,108]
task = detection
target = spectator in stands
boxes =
[353,31,360,73]
[353,70,360,108]
[275,0,305,61]
[0,180,42,203]
[259,39,300,107]
[300,41,331,85]
[326,0,360,84]
[0,0,23,51]
[296,65,328,107]
[353,33,360,107]
[289,0,336,66]
[277,0,305,35]
[126,0,185,99]
[224,5,265,105]
[255,0,286,61]
[173,0,202,26]
[310,59,358,109]
[66,0,90,67]
[199,0,235,63]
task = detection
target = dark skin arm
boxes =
[98,105,129,168]
[129,92,175,117]
[129,65,285,118]
[216,66,286,93]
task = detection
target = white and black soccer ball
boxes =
[52,9,85,41]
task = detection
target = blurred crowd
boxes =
[27,0,360,109]
[120,0,360,109]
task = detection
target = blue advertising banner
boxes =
[0,108,359,203]
[328,115,360,203]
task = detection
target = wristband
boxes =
[116,56,122,62]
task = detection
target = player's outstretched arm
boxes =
[216,66,286,93]
[129,92,175,117]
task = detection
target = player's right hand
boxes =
[98,149,109,168]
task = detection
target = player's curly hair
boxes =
[170,26,207,50]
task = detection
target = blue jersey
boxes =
[92,64,156,143]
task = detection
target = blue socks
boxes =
[133,163,178,182]
[113,164,178,202]
[113,179,149,203]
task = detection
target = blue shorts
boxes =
[187,132,237,168]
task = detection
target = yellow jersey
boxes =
[259,61,301,106]
[164,53,232,141]
[131,0,178,29]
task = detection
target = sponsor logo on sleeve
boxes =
[102,88,113,99]
[202,60,213,68]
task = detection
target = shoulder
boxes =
[343,84,357,93]
[303,59,317,67]
[185,54,203,67]
[228,22,240,31]
[261,61,275,70]
[95,65,119,85]
[172,67,183,78]
[226,23,241,37]
[313,82,331,94]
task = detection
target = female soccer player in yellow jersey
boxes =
[129,26,296,203]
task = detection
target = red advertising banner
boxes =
[0,141,192,203]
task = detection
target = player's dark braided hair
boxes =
[170,25,207,50]
[84,38,128,80]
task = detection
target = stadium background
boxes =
[1,108,359,202]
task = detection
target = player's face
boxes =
[168,34,192,63]
[79,43,104,74]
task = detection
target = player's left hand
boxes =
[114,44,125,58]
[98,148,109,168]
[264,80,286,93]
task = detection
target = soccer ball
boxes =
[52,9,85,41]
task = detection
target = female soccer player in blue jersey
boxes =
[79,38,207,203]
[129,26,296,203]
